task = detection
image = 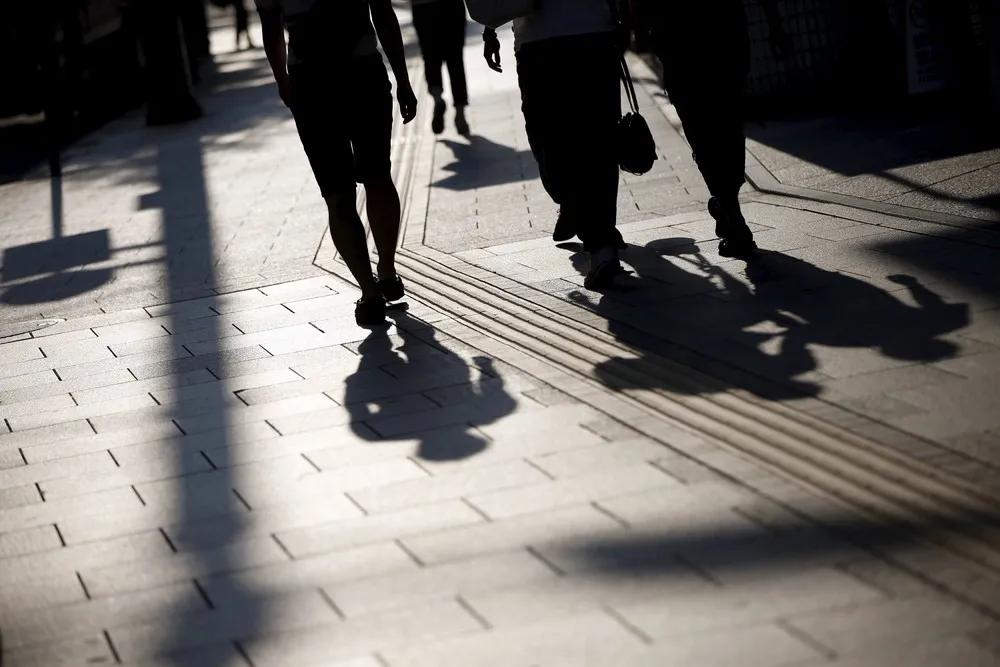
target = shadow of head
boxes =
[433,135,536,191]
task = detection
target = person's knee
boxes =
[325,187,360,221]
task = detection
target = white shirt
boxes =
[512,0,614,51]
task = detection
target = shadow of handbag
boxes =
[464,0,542,28]
[617,56,657,175]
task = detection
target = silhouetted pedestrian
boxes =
[637,0,790,258]
[233,0,255,51]
[411,0,470,135]
[256,0,417,326]
[482,0,627,288]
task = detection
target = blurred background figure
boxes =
[211,0,257,51]
[411,0,470,135]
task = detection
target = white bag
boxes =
[464,0,541,28]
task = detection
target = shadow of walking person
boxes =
[433,136,536,191]
[343,313,518,462]
[739,252,970,373]
[562,237,970,405]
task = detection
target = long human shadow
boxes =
[432,136,537,191]
[343,313,517,462]
[562,239,969,402]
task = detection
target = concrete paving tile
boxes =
[240,600,482,667]
[2,633,115,667]
[80,536,289,597]
[349,459,549,514]
[4,583,207,650]
[0,369,59,393]
[785,595,996,653]
[234,458,429,509]
[110,590,340,662]
[71,368,215,405]
[200,542,414,608]
[381,611,643,667]
[613,568,884,640]
[22,421,183,463]
[276,500,484,559]
[401,504,625,566]
[0,393,80,423]
[467,463,679,520]
[0,524,62,558]
[327,549,557,617]
[0,449,117,491]
[173,393,336,434]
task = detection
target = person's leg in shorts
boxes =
[349,56,405,305]
[289,63,385,326]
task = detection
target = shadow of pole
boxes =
[142,127,264,664]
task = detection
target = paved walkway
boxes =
[1,11,1000,667]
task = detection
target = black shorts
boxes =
[288,55,393,197]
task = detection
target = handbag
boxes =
[464,0,541,28]
[616,56,657,175]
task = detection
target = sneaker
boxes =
[378,275,405,302]
[432,99,446,135]
[584,247,623,289]
[552,208,577,243]
[355,295,388,327]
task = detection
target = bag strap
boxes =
[619,56,640,114]
[605,0,640,115]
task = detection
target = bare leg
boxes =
[327,191,380,299]
[363,176,402,281]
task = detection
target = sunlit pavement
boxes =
[0,11,999,667]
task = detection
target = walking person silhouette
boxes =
[636,0,791,258]
[256,0,417,327]
[481,0,628,288]
[411,0,471,135]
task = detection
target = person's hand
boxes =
[483,29,502,73]
[277,74,292,107]
[397,81,417,124]
[768,23,792,61]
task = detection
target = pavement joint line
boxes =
[393,246,1000,580]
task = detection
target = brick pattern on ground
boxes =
[0,12,999,667]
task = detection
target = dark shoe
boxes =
[553,208,577,243]
[455,112,470,137]
[708,197,727,238]
[355,295,388,327]
[718,236,758,258]
[378,275,405,302]
[432,99,446,135]
[584,247,623,289]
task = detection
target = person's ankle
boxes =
[376,261,397,281]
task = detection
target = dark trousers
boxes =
[234,0,249,37]
[517,31,624,252]
[412,0,468,106]
[651,7,749,201]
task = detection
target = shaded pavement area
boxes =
[0,8,1000,667]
